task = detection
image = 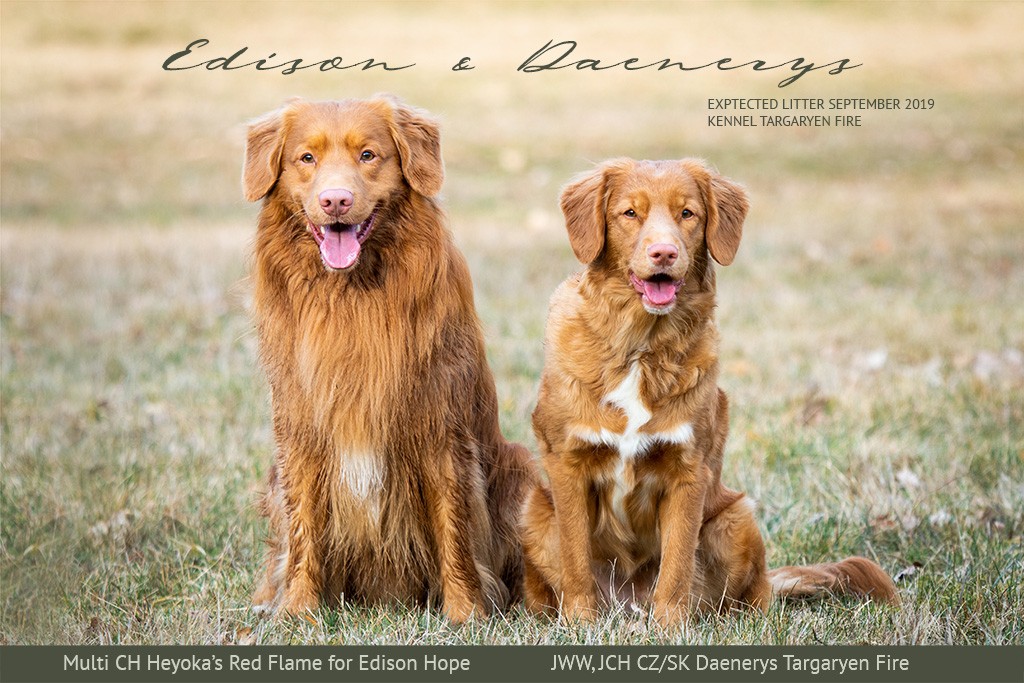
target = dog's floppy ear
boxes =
[560,164,614,264]
[692,162,749,266]
[385,97,444,197]
[242,103,293,202]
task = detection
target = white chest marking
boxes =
[570,363,695,459]
[569,363,695,519]
[603,363,653,457]
[339,450,385,520]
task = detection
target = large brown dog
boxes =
[521,158,897,626]
[243,96,529,621]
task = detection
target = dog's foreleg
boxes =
[651,463,708,628]
[424,442,489,623]
[277,460,328,616]
[547,452,600,622]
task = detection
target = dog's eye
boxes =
[300,153,315,164]
[681,209,694,219]
[624,209,637,218]
[360,150,376,162]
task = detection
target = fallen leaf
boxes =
[972,349,1024,384]
[893,562,923,583]
[900,513,920,532]
[870,515,898,532]
[895,467,921,490]
[853,348,889,374]
[928,510,952,526]
[798,384,833,426]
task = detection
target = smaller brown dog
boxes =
[521,158,897,626]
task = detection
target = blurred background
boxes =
[1,1,1021,644]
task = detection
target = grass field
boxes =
[1,1,1022,645]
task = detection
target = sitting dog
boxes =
[521,158,897,626]
[243,96,530,621]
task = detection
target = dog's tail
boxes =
[768,556,899,604]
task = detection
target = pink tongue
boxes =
[642,279,677,306]
[320,228,360,269]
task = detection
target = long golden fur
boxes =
[243,96,530,621]
[521,158,897,626]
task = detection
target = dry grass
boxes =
[1,1,1022,645]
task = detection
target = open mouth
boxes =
[306,205,380,271]
[629,271,683,311]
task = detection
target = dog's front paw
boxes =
[562,593,600,623]
[442,595,488,624]
[652,600,689,629]
[252,578,281,614]
[277,585,319,617]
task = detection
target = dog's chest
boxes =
[336,449,386,523]
[573,363,694,522]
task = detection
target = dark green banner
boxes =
[1,646,1022,683]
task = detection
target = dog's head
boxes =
[242,96,444,272]
[560,158,748,314]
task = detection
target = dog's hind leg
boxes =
[488,441,532,605]
[253,462,288,612]
[694,495,771,613]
